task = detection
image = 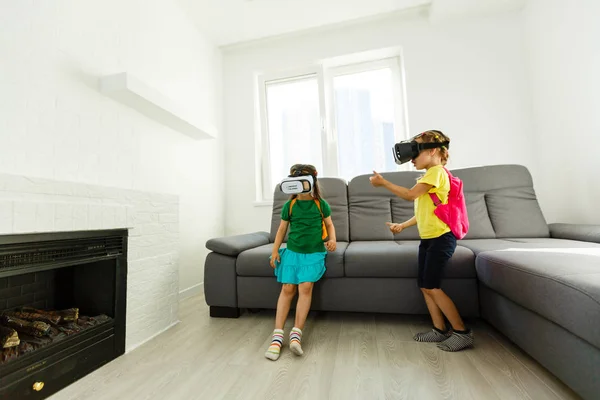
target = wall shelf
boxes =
[99,72,216,140]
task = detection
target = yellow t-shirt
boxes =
[414,165,451,239]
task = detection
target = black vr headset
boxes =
[392,132,450,165]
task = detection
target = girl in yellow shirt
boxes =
[370,130,473,352]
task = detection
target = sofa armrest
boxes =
[549,223,600,244]
[206,231,270,257]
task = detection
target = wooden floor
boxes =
[49,295,581,400]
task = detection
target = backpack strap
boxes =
[288,198,297,219]
[314,199,324,218]
[429,193,442,206]
[429,167,451,206]
[315,199,328,241]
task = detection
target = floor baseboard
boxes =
[179,282,203,301]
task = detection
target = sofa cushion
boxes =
[390,197,421,241]
[476,245,600,349]
[270,178,349,242]
[460,238,596,255]
[550,223,600,244]
[236,242,348,278]
[349,172,422,241]
[486,188,549,238]
[462,193,496,239]
[344,241,476,278]
[452,165,549,238]
[452,164,535,192]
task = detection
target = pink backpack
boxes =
[429,168,470,239]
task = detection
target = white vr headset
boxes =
[280,175,314,195]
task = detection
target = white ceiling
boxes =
[178,0,528,47]
[177,0,432,46]
[429,0,527,23]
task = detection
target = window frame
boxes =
[256,56,409,203]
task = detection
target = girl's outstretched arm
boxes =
[370,171,432,201]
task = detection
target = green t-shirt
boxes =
[281,198,331,254]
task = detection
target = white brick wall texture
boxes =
[0,173,179,352]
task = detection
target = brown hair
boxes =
[289,164,323,200]
[416,130,450,165]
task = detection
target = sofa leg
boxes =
[210,306,240,318]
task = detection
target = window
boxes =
[264,75,323,194]
[258,57,407,201]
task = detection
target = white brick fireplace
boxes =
[0,173,180,352]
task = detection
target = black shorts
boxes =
[418,232,457,289]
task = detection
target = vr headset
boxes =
[280,175,314,195]
[280,164,318,195]
[392,134,450,165]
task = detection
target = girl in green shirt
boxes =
[265,164,337,361]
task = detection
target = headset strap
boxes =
[418,141,450,151]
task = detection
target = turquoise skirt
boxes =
[272,248,326,284]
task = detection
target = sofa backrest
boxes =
[347,164,549,241]
[453,164,549,238]
[270,165,549,242]
[270,177,350,243]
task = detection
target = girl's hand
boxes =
[386,222,404,234]
[325,240,337,252]
[270,251,280,268]
[369,171,386,187]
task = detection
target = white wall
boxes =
[0,0,223,294]
[524,0,600,224]
[222,10,534,236]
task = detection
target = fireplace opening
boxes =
[1,260,117,364]
[0,230,127,399]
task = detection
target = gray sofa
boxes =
[204,164,600,399]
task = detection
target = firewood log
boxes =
[21,307,79,323]
[55,308,79,322]
[5,310,61,325]
[58,322,83,336]
[1,346,18,363]
[0,326,20,348]
[0,341,34,363]
[0,315,50,337]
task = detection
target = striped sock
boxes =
[413,327,452,343]
[265,329,284,361]
[437,329,474,352]
[289,327,303,356]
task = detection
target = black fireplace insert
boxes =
[0,229,127,399]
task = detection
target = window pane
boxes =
[333,68,398,182]
[265,77,323,193]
